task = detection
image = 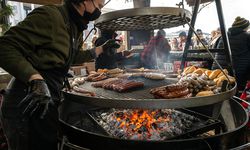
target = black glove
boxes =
[18,79,54,119]
[102,39,121,50]
[102,39,121,56]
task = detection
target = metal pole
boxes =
[215,0,235,76]
[180,0,201,70]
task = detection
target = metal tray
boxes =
[95,7,191,31]
[62,78,236,109]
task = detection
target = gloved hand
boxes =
[102,39,120,50]
[18,79,54,119]
[95,39,121,57]
[101,39,121,56]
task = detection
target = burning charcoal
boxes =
[101,113,107,117]
[103,125,109,131]
[130,134,141,140]
[115,111,124,118]
[152,122,157,129]
[157,122,166,128]
[116,129,126,138]
[138,126,147,133]
[93,108,204,141]
[160,131,174,139]
[149,132,161,141]
[137,110,144,115]
[129,124,136,130]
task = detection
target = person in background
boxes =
[0,0,119,149]
[141,29,171,69]
[228,16,250,92]
[95,30,133,70]
[209,27,221,48]
[178,31,187,51]
[170,37,179,51]
[211,27,228,70]
[210,30,217,41]
[193,29,208,49]
[213,16,250,92]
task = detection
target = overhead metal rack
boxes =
[95,7,192,31]
[8,0,62,5]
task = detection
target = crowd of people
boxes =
[140,16,250,96]
[168,28,222,51]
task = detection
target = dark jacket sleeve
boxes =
[74,48,95,64]
[73,36,96,64]
[115,52,124,61]
[0,6,56,83]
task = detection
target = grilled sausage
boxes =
[117,81,144,92]
[91,75,107,82]
[113,80,131,91]
[164,84,188,92]
[154,88,189,99]
[86,73,101,81]
[73,86,95,96]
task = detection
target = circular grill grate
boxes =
[95,7,192,31]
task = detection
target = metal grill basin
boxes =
[95,7,192,31]
[63,78,236,109]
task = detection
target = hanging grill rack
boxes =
[95,7,192,31]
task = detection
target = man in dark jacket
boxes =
[0,0,117,149]
[215,16,250,91]
[228,16,250,91]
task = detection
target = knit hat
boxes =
[232,16,250,29]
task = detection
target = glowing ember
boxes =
[116,110,170,134]
[93,109,201,141]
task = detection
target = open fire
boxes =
[91,109,205,141]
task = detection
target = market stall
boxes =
[58,0,249,150]
[1,0,248,150]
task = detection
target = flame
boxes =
[114,110,172,136]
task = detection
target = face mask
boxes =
[67,2,88,31]
[83,0,102,21]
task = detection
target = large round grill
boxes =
[63,78,236,109]
[95,7,192,31]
